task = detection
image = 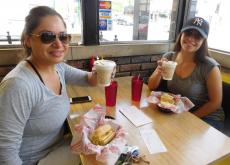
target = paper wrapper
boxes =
[147,91,194,113]
[70,105,127,165]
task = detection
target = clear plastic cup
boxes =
[94,60,116,86]
[162,61,177,80]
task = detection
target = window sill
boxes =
[210,49,230,69]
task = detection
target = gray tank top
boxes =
[164,52,224,121]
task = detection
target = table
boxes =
[67,76,230,165]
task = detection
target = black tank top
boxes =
[26,60,62,94]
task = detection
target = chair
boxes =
[222,82,230,136]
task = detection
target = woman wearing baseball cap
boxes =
[148,17,224,130]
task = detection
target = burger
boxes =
[89,124,116,146]
[160,93,175,106]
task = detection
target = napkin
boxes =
[119,106,152,127]
[139,128,167,154]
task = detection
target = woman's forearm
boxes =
[193,101,221,118]
[87,72,97,86]
[148,69,162,90]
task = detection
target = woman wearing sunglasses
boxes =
[148,17,224,130]
[0,6,97,165]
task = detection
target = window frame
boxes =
[184,0,230,53]
[0,0,185,47]
[82,0,187,45]
[81,0,99,45]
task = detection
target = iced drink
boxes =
[94,60,116,86]
[131,76,143,102]
[162,61,177,80]
[105,81,117,106]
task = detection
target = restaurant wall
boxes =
[0,43,169,82]
[67,54,161,83]
[0,43,229,83]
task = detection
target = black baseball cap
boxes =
[181,17,209,39]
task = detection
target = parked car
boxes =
[116,16,133,26]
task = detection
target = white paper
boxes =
[139,129,167,154]
[69,112,80,119]
[119,106,152,127]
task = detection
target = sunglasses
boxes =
[183,30,203,40]
[31,31,71,44]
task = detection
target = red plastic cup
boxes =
[105,81,118,106]
[131,76,143,102]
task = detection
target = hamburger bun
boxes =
[160,93,175,106]
[90,124,116,146]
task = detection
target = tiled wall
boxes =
[0,54,162,83]
[67,54,162,83]
[0,43,169,82]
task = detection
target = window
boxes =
[189,0,230,52]
[99,0,178,43]
[0,0,81,45]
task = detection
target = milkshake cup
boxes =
[94,60,116,86]
[162,61,177,80]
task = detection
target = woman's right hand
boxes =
[155,58,168,76]
[88,66,97,86]
[148,57,168,90]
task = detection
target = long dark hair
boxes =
[173,32,210,63]
[21,6,66,56]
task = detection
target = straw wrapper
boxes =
[70,105,127,165]
[147,91,194,113]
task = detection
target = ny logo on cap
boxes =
[193,17,203,26]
